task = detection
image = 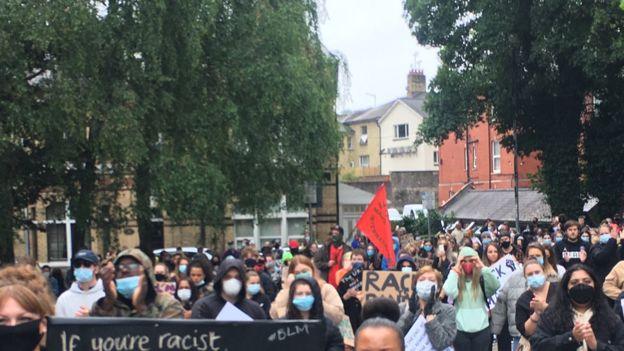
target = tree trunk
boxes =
[0,183,15,264]
[135,161,156,258]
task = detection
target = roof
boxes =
[342,92,427,125]
[440,188,552,222]
[339,182,374,205]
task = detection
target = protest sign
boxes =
[215,302,253,321]
[399,232,416,248]
[415,257,433,270]
[340,267,363,291]
[362,270,417,304]
[404,315,453,351]
[356,184,396,267]
[155,282,177,295]
[486,254,521,308]
[337,316,355,348]
[47,317,323,351]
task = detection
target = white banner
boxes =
[486,254,521,308]
[405,315,454,351]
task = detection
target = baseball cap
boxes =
[72,249,99,265]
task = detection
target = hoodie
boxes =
[191,259,266,320]
[55,279,105,317]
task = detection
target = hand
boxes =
[131,274,148,309]
[531,298,548,313]
[426,314,436,322]
[100,262,117,302]
[581,323,597,350]
[74,305,90,317]
[580,249,587,263]
[328,260,335,268]
[572,322,584,343]
[453,255,464,274]
[474,256,484,269]
[183,309,192,319]
[286,273,295,287]
[356,290,364,303]
[563,252,571,262]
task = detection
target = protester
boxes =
[222,241,240,260]
[396,256,416,274]
[554,220,589,269]
[314,225,351,287]
[337,249,366,332]
[49,267,66,297]
[285,277,343,351]
[175,277,199,319]
[191,258,265,320]
[270,255,344,324]
[482,242,502,267]
[245,270,271,318]
[355,317,405,351]
[176,256,190,279]
[499,233,519,259]
[543,244,566,281]
[602,258,624,301]
[588,222,618,283]
[91,248,184,318]
[365,244,382,271]
[433,237,453,282]
[335,251,353,283]
[442,247,500,351]
[361,297,401,323]
[0,284,54,351]
[515,258,557,345]
[397,265,456,351]
[492,264,527,351]
[531,264,624,350]
[418,240,434,259]
[55,249,105,317]
[188,260,213,298]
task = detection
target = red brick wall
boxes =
[438,121,541,206]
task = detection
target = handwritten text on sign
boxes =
[362,270,417,304]
[47,317,323,351]
[486,254,521,308]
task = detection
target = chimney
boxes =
[406,69,426,97]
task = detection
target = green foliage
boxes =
[398,210,455,239]
[405,0,624,217]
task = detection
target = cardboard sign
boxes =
[362,270,417,304]
[155,282,177,295]
[399,233,416,248]
[405,315,454,351]
[337,315,355,347]
[486,254,521,308]
[47,317,323,351]
[340,267,363,291]
[415,257,433,270]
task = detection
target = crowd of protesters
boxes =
[4,215,624,350]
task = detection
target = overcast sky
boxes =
[319,0,440,113]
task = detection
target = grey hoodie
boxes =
[55,279,105,317]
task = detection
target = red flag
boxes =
[356,184,395,267]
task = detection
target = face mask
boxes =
[247,283,261,296]
[556,236,563,243]
[423,245,432,252]
[177,288,192,302]
[293,295,315,311]
[116,275,140,299]
[415,280,437,300]
[401,266,413,274]
[581,236,589,243]
[600,234,611,244]
[244,259,257,268]
[222,278,242,297]
[482,239,491,246]
[74,267,94,283]
[195,280,205,287]
[501,241,511,249]
[351,262,364,270]
[461,262,474,275]
[332,236,342,245]
[569,283,594,305]
[42,272,50,279]
[179,265,187,274]
[295,271,313,280]
[155,273,167,282]
[535,256,544,265]
[0,319,43,351]
[527,274,546,289]
[367,249,375,257]
[543,239,552,246]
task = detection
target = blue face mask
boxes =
[423,245,432,252]
[352,262,364,270]
[555,236,563,243]
[179,265,187,274]
[482,239,491,246]
[536,256,544,266]
[116,275,140,299]
[366,249,375,257]
[293,295,315,311]
[295,271,313,281]
[581,236,589,243]
[527,274,546,289]
[247,283,261,296]
[600,234,611,244]
[543,239,552,246]
[74,267,94,283]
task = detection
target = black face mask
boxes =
[501,241,511,249]
[155,273,167,282]
[0,319,43,351]
[569,283,594,305]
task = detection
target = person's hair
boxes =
[154,262,170,274]
[564,220,580,232]
[351,248,366,260]
[541,264,618,332]
[0,265,55,314]
[0,284,54,317]
[355,317,405,351]
[245,270,265,294]
[543,244,559,271]
[457,256,483,303]
[361,297,401,322]
[175,277,199,305]
[287,255,316,276]
[15,256,37,267]
[189,258,213,283]
[241,247,258,260]
[341,251,352,267]
[286,278,324,320]
[414,265,442,287]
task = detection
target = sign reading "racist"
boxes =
[46,317,323,351]
[362,270,417,304]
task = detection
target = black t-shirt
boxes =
[515,282,558,338]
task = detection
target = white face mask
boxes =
[415,280,437,300]
[177,289,192,302]
[222,278,242,296]
[401,266,413,274]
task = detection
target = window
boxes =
[349,161,355,168]
[361,125,367,135]
[360,155,370,168]
[433,150,439,165]
[393,124,409,139]
[472,145,477,169]
[347,136,353,149]
[492,141,501,173]
[45,202,69,262]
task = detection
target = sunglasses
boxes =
[115,263,142,272]
[74,260,94,269]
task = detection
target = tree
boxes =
[405,0,624,217]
